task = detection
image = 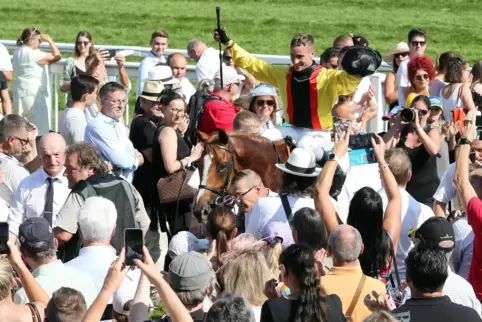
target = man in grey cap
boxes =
[166,251,215,322]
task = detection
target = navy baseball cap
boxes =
[18,217,54,250]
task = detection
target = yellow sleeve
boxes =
[405,93,416,108]
[228,42,286,88]
[333,70,362,96]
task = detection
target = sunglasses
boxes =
[76,41,89,46]
[411,41,426,46]
[415,74,429,81]
[417,109,429,116]
[256,99,275,107]
[394,52,409,59]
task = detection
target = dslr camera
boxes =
[400,108,425,122]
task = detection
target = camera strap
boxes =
[280,193,293,222]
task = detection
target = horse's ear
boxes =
[218,130,229,145]
[196,130,210,142]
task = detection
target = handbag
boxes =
[157,167,197,204]
[452,85,467,134]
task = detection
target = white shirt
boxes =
[443,268,481,316]
[0,153,29,205]
[14,260,98,307]
[179,77,196,103]
[379,187,434,281]
[58,107,88,145]
[246,195,338,240]
[452,216,474,280]
[433,162,458,210]
[196,47,220,82]
[396,58,410,107]
[0,43,13,72]
[137,52,167,96]
[0,201,8,221]
[65,245,141,304]
[244,190,278,230]
[12,46,48,97]
[8,168,71,235]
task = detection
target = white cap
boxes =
[214,64,245,88]
[168,231,211,258]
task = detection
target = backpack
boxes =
[185,91,221,146]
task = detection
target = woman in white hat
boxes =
[248,84,283,129]
[383,42,409,108]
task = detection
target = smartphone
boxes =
[108,49,117,58]
[348,148,377,166]
[470,152,476,163]
[124,228,143,266]
[0,222,9,254]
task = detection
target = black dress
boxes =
[397,125,440,207]
[152,126,192,237]
[260,294,345,322]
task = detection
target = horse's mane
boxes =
[205,131,278,147]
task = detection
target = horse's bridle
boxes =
[198,144,238,205]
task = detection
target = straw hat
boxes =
[384,42,410,62]
[140,80,165,101]
[147,65,179,85]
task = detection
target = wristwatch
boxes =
[328,153,340,163]
[458,138,472,146]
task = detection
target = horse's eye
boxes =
[217,163,227,171]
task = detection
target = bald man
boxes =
[8,132,71,236]
[186,39,221,81]
[168,53,196,102]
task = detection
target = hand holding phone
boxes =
[124,228,143,266]
[108,49,117,58]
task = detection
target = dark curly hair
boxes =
[280,244,328,322]
[408,56,435,83]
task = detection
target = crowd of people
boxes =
[0,24,482,322]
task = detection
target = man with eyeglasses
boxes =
[397,28,427,107]
[197,64,245,135]
[0,115,39,208]
[84,82,144,183]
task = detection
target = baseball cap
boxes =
[214,64,245,87]
[168,231,211,258]
[168,252,214,292]
[262,221,292,247]
[18,217,54,251]
[414,217,455,252]
[429,96,444,110]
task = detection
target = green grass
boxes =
[1,0,481,121]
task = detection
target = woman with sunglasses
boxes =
[12,27,61,135]
[439,56,476,122]
[404,56,435,108]
[248,84,282,130]
[61,31,95,107]
[383,42,409,108]
[384,95,441,207]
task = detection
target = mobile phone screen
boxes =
[124,229,143,266]
[108,49,117,58]
[0,222,9,254]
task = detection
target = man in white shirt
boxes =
[137,29,168,96]
[0,115,38,206]
[187,39,221,82]
[65,197,140,302]
[246,148,338,239]
[230,169,278,229]
[14,217,98,307]
[397,28,427,107]
[168,53,196,103]
[0,43,13,81]
[58,75,99,145]
[84,82,144,182]
[8,133,70,237]
[378,148,434,282]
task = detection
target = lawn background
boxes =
[1,0,481,120]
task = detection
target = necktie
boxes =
[43,177,54,227]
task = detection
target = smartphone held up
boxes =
[124,228,143,266]
[0,222,9,255]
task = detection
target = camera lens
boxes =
[400,109,415,122]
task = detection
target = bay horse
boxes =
[193,130,292,222]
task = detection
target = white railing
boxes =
[1,40,389,133]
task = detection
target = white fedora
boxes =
[147,64,180,85]
[140,79,165,101]
[275,148,321,177]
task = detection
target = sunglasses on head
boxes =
[394,52,409,59]
[415,73,429,81]
[256,99,275,107]
[411,40,426,46]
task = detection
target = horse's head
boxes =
[194,130,238,223]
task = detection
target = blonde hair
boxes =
[218,250,273,306]
[233,111,262,131]
[264,240,284,277]
[0,257,12,301]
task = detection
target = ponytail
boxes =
[17,27,40,47]
[206,206,237,267]
[280,244,328,322]
[16,36,23,46]
[216,230,230,267]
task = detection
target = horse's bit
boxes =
[198,145,238,206]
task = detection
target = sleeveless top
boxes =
[152,126,191,181]
[397,125,440,205]
[439,83,462,122]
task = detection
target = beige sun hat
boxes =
[384,42,410,62]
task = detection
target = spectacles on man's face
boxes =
[12,136,29,146]
[411,41,426,47]
[234,186,255,202]
[415,73,429,81]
